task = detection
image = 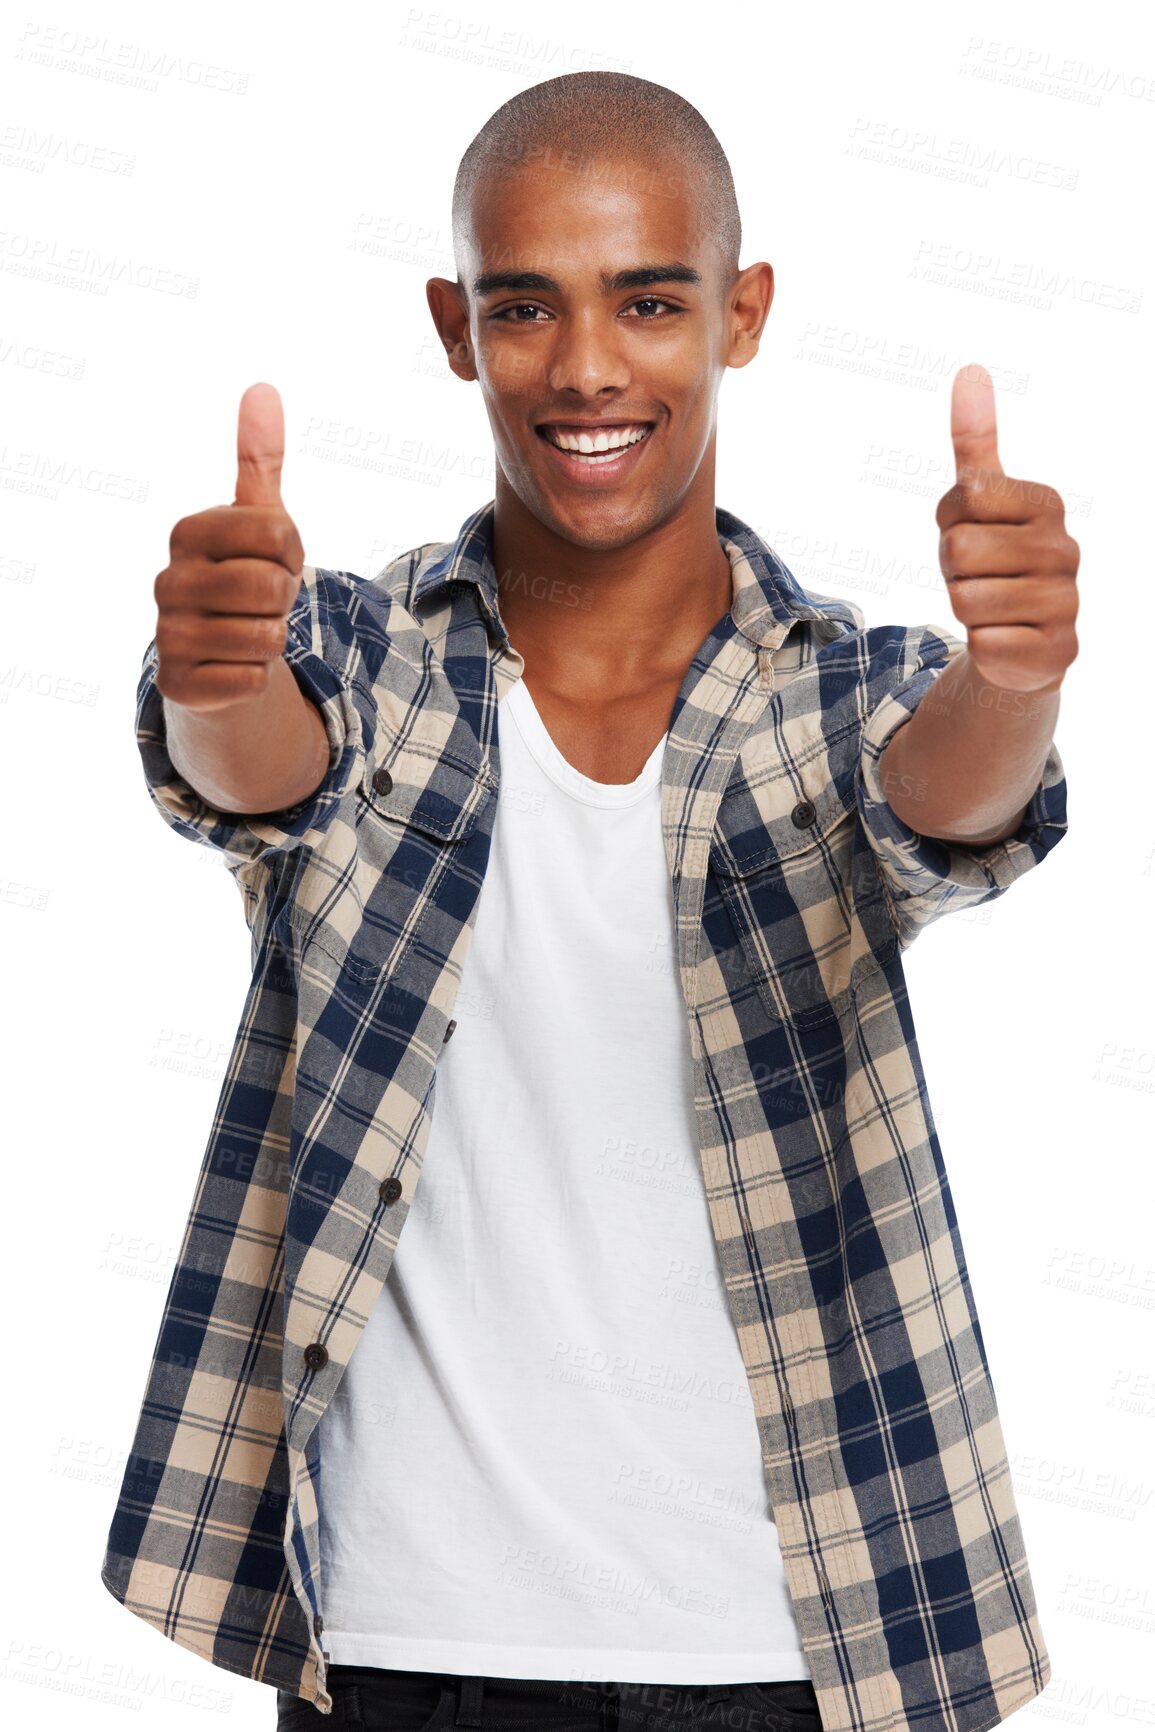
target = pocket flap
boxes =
[360,733,496,842]
[710,747,854,878]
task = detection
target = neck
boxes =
[491,466,734,703]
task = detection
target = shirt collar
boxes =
[409,499,850,651]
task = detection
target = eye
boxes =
[625,297,681,318]
[492,303,551,323]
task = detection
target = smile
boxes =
[534,421,655,482]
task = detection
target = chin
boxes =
[549,501,659,550]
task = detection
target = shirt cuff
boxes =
[134,630,364,864]
[855,641,1069,945]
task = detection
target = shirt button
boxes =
[379,1175,403,1205]
[313,1613,324,1638]
[817,1568,833,1610]
[303,1342,328,1372]
[443,1018,457,1043]
[791,798,816,828]
[782,1390,795,1431]
[372,767,393,796]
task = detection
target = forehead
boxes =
[464,150,714,278]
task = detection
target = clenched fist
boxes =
[154,383,306,712]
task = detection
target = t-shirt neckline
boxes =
[503,677,666,808]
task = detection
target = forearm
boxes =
[164,654,331,816]
[878,650,1061,846]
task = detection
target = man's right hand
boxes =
[154,383,306,713]
[147,385,332,821]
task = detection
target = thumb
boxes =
[950,361,1004,481]
[234,381,286,507]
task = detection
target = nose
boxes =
[544,310,631,399]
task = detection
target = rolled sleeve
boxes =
[134,565,365,865]
[855,621,1069,947]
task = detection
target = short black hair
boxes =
[452,71,741,287]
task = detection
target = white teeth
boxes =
[544,423,651,455]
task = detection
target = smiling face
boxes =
[428,148,773,552]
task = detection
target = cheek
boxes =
[664,351,716,414]
[477,340,546,407]
[666,378,719,457]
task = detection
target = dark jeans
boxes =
[276,1665,823,1731]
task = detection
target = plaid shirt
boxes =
[102,500,1066,1728]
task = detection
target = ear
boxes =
[726,260,774,371]
[426,277,477,382]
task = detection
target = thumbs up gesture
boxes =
[154,383,306,712]
[935,364,1080,693]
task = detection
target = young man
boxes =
[102,72,1076,1732]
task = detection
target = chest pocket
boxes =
[284,723,496,986]
[708,724,897,1028]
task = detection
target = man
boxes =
[102,71,1076,1732]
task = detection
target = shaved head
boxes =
[451,71,741,289]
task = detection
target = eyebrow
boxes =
[470,261,703,298]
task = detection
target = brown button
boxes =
[791,799,816,828]
[303,1342,328,1371]
[372,767,393,795]
[379,1175,403,1205]
[817,1568,833,1610]
[313,1612,324,1638]
[443,1018,457,1043]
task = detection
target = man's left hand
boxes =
[936,363,1080,694]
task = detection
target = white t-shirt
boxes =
[316,674,810,1684]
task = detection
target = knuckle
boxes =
[935,485,964,528]
[948,583,979,623]
[271,513,298,567]
[169,511,203,553]
[154,662,186,704]
[941,523,974,568]
[262,615,289,656]
[246,615,285,660]
[1017,477,1060,514]
[235,663,268,701]
[154,615,182,658]
[255,563,286,615]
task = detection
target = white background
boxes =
[2,0,1151,1725]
